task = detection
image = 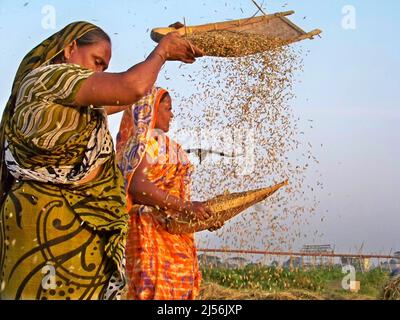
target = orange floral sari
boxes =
[116,88,201,300]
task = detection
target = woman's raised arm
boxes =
[75,32,203,107]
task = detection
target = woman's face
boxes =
[155,94,173,133]
[64,40,111,72]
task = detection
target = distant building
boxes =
[301,244,334,255]
[299,244,335,268]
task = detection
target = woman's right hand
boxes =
[155,32,204,64]
[183,201,213,221]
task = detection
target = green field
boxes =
[199,265,395,300]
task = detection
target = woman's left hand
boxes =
[185,201,213,221]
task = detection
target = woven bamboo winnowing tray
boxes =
[164,180,288,234]
[151,11,321,56]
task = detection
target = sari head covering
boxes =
[116,87,169,191]
[0,21,99,208]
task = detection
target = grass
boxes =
[199,265,391,300]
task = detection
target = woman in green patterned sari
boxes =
[0,21,203,300]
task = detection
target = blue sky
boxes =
[0,0,399,254]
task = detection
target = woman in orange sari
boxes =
[116,87,216,300]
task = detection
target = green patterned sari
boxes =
[0,22,129,300]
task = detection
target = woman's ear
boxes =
[63,40,77,62]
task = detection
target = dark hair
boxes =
[160,92,170,102]
[75,28,111,47]
[51,28,110,64]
